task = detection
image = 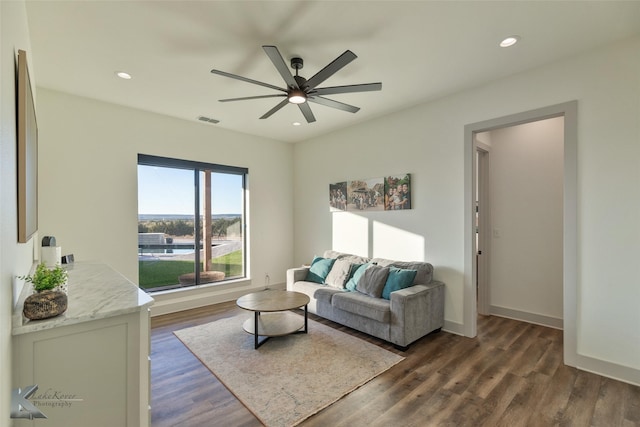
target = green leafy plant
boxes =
[19,263,68,292]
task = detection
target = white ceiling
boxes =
[25,1,640,143]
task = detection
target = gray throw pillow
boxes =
[390,261,433,284]
[356,265,390,298]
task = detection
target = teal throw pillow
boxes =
[382,267,417,300]
[305,256,336,284]
[344,263,366,291]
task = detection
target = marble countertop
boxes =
[13,262,154,335]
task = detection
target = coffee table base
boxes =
[242,308,308,349]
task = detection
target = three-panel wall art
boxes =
[330,174,411,212]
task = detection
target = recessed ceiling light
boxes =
[115,71,132,80]
[292,122,301,126]
[499,36,520,48]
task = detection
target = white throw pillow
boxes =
[324,260,353,289]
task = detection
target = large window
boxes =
[137,154,247,292]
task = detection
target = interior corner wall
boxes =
[293,35,640,380]
[487,117,564,324]
[35,89,294,313]
[1,0,38,423]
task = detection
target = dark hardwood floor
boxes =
[150,302,640,427]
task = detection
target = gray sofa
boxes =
[286,250,444,349]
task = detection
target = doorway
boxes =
[464,101,578,367]
[475,143,490,316]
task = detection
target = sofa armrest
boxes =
[389,280,445,347]
[286,267,309,291]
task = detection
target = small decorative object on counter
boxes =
[41,235,62,268]
[41,236,57,247]
[18,263,68,320]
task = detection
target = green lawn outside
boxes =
[139,250,243,290]
[210,250,243,276]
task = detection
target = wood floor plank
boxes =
[149,303,640,426]
[508,336,552,378]
[624,381,640,424]
[532,331,563,377]
[558,369,602,426]
[461,347,511,400]
[592,377,630,426]
[534,363,578,425]
[475,372,529,426]
[442,344,503,395]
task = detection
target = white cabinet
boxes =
[12,263,153,427]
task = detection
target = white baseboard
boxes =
[577,353,640,387]
[443,319,465,336]
[489,305,563,329]
[150,281,285,317]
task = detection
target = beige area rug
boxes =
[174,313,404,427]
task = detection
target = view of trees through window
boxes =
[137,155,247,292]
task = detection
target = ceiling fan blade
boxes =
[308,96,360,113]
[298,102,316,123]
[262,45,299,89]
[211,69,286,93]
[220,94,287,102]
[305,50,357,90]
[260,99,289,119]
[313,82,382,96]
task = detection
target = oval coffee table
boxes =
[236,289,310,349]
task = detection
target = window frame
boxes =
[137,154,248,290]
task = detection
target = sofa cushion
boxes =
[324,259,353,289]
[371,258,433,284]
[356,265,390,298]
[313,286,345,305]
[381,267,417,300]
[305,256,336,284]
[290,280,323,298]
[332,292,391,323]
[344,263,367,291]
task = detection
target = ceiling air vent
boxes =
[197,116,219,124]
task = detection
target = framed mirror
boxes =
[17,49,38,243]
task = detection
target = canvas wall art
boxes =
[384,174,411,210]
[347,178,384,211]
[330,174,411,212]
[329,182,348,212]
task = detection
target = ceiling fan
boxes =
[210,45,382,123]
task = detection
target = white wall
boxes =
[36,89,294,314]
[293,36,640,382]
[485,118,564,325]
[1,0,39,422]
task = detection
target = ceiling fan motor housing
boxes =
[294,75,308,90]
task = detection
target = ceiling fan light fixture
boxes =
[288,89,307,104]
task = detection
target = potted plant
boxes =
[19,263,68,320]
